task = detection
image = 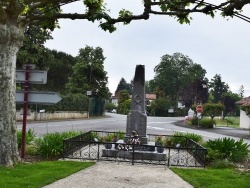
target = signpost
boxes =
[16,70,47,84]
[16,91,62,105]
[196,105,203,127]
[17,64,61,159]
[196,105,203,113]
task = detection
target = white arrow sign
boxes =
[16,91,62,105]
[16,70,47,84]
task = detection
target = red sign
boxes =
[196,105,203,113]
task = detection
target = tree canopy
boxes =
[66,45,109,99]
[115,78,132,96]
[1,1,250,33]
[209,74,229,103]
[152,52,208,107]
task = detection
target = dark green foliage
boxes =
[117,99,131,115]
[16,25,53,69]
[66,45,110,99]
[36,131,81,159]
[203,103,225,120]
[242,105,250,115]
[170,132,203,147]
[209,74,229,103]
[190,117,198,126]
[205,138,250,164]
[17,129,36,149]
[223,91,241,116]
[150,97,171,116]
[210,159,235,169]
[37,50,76,94]
[170,132,186,147]
[155,136,165,146]
[190,117,215,128]
[115,78,132,95]
[185,133,203,143]
[105,102,116,112]
[100,131,125,142]
[199,118,214,128]
[117,90,131,114]
[152,52,208,106]
[35,93,89,113]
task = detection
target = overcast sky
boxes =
[45,0,250,97]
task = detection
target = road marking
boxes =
[147,121,175,124]
[147,126,167,130]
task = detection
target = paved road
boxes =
[17,113,250,144]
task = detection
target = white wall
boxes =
[240,110,250,129]
[16,111,88,121]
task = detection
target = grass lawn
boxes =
[214,117,240,128]
[171,167,250,188]
[0,161,95,188]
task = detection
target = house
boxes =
[111,95,118,107]
[236,96,250,129]
[145,94,156,106]
[111,93,156,106]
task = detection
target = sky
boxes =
[45,0,250,97]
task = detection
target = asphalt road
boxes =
[17,112,250,144]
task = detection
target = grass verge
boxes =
[0,161,95,188]
[214,117,240,128]
[171,167,250,188]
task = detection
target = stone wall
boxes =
[16,111,88,121]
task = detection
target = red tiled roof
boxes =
[145,94,156,100]
[236,96,250,106]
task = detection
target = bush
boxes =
[117,99,131,115]
[100,131,125,142]
[210,159,235,169]
[105,102,116,112]
[190,117,198,126]
[170,132,203,147]
[25,144,39,155]
[36,131,81,159]
[185,133,203,143]
[205,137,250,164]
[170,132,186,147]
[17,129,36,149]
[199,118,214,128]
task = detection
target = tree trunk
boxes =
[0,23,24,166]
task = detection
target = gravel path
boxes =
[43,161,193,188]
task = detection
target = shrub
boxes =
[101,131,125,142]
[199,118,214,128]
[105,102,116,112]
[170,132,186,147]
[190,117,198,126]
[205,137,250,164]
[36,131,81,159]
[170,132,203,147]
[17,129,36,149]
[185,133,203,143]
[210,159,235,169]
[25,144,39,155]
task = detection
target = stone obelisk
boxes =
[125,65,148,144]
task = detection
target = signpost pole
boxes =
[196,105,203,128]
[21,65,31,159]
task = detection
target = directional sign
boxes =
[16,91,62,105]
[196,105,203,113]
[16,70,47,84]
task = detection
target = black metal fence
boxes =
[63,131,207,168]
